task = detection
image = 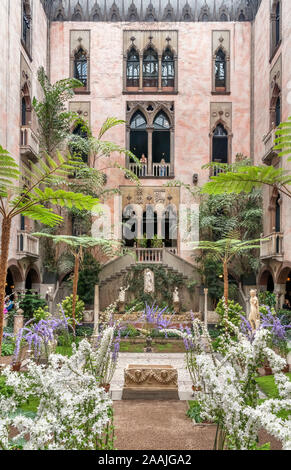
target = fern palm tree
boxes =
[33,234,119,332]
[194,235,262,305]
[202,117,291,198]
[0,147,99,352]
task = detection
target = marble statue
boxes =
[118,286,126,303]
[249,289,260,330]
[144,269,154,294]
[173,287,179,303]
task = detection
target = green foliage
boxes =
[215,298,244,327]
[258,291,277,308]
[256,374,291,400]
[77,253,100,305]
[33,306,50,323]
[277,309,291,327]
[187,401,203,423]
[32,67,82,154]
[121,325,140,338]
[76,326,94,337]
[19,292,47,319]
[60,295,84,327]
[1,340,14,357]
[196,255,224,302]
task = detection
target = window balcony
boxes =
[17,231,39,258]
[262,128,278,165]
[260,232,283,260]
[20,126,39,161]
[128,162,172,178]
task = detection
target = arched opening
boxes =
[201,13,208,22]
[275,194,281,233]
[238,11,246,21]
[123,206,138,247]
[270,84,281,129]
[259,270,275,293]
[212,124,228,165]
[143,47,158,88]
[25,268,40,291]
[162,48,174,88]
[162,206,177,248]
[74,48,88,87]
[21,84,31,126]
[143,207,157,246]
[6,269,15,296]
[153,112,170,176]
[127,48,139,87]
[215,49,226,89]
[130,111,148,168]
[220,13,228,21]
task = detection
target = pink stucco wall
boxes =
[253,0,291,277]
[50,19,251,258]
[0,0,48,266]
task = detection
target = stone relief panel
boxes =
[123,30,178,57]
[69,101,91,125]
[126,101,174,127]
[210,102,232,132]
[120,185,180,212]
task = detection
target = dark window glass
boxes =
[127,49,140,87]
[130,112,148,159]
[238,11,246,21]
[143,47,158,87]
[162,49,174,87]
[275,96,281,127]
[153,112,170,164]
[22,97,27,125]
[212,124,228,164]
[202,14,208,22]
[74,49,88,87]
[215,49,226,88]
[275,195,281,232]
[153,112,170,130]
[22,3,31,49]
[220,13,228,21]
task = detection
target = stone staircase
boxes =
[99,248,199,311]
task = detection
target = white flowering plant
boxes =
[163,315,291,450]
[0,339,115,450]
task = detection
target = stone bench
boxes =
[122,364,179,400]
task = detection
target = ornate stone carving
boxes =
[124,366,178,387]
[72,1,83,21]
[181,2,193,21]
[108,2,121,22]
[145,2,157,22]
[90,2,102,21]
[126,101,174,128]
[163,1,175,21]
[127,1,139,21]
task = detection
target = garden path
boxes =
[111,353,192,400]
[113,400,217,450]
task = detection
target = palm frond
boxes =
[98,117,126,139]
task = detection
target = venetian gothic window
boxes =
[212,124,228,164]
[275,96,281,127]
[275,1,281,46]
[153,112,170,173]
[74,48,88,87]
[21,84,31,126]
[130,111,148,160]
[127,49,140,87]
[143,47,158,88]
[162,48,174,88]
[271,1,281,57]
[215,49,226,89]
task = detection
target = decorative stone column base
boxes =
[118,301,125,314]
[173,301,180,314]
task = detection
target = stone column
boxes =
[14,310,24,336]
[147,128,153,176]
[174,55,178,92]
[158,54,162,91]
[123,54,127,91]
[139,55,143,91]
[204,288,208,329]
[93,285,99,337]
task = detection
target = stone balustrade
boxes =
[260,232,283,259]
[17,231,40,258]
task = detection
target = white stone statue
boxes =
[144,269,154,294]
[118,286,126,303]
[249,289,260,331]
[173,287,179,303]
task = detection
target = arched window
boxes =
[275,1,280,46]
[215,49,226,89]
[74,48,88,87]
[275,194,281,233]
[238,11,246,21]
[143,47,158,88]
[130,111,148,164]
[212,124,228,164]
[153,112,170,176]
[126,48,140,87]
[21,84,31,126]
[275,96,281,127]
[162,48,174,88]
[220,13,228,21]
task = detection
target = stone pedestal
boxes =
[118,301,125,314]
[173,301,180,314]
[13,312,24,336]
[122,364,179,400]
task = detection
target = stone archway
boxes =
[25,267,40,292]
[276,265,291,306]
[258,269,275,292]
[6,263,24,295]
